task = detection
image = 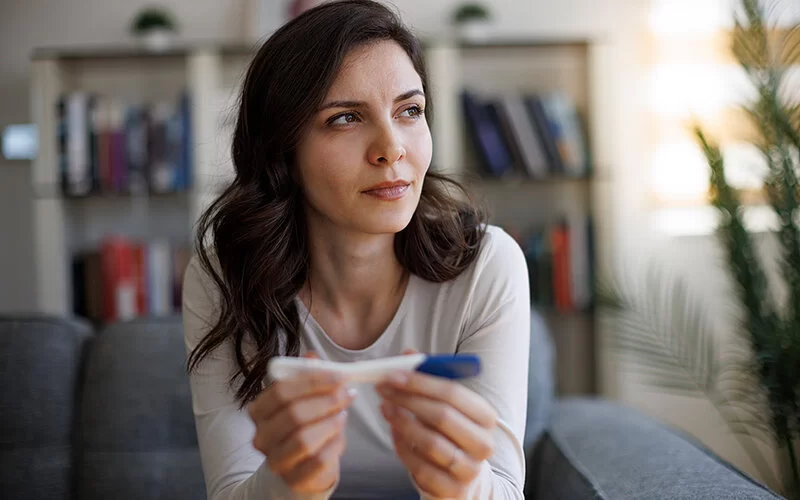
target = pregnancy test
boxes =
[267,353,481,383]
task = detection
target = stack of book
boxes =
[71,236,192,324]
[461,90,590,179]
[58,91,192,196]
[509,216,594,313]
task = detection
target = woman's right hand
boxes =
[247,354,355,493]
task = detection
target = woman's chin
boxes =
[358,211,415,235]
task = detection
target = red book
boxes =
[551,223,573,312]
[100,236,136,322]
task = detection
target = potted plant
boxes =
[451,3,492,42]
[130,7,178,52]
[601,0,800,496]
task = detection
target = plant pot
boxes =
[135,28,176,52]
[456,20,492,42]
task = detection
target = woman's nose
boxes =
[368,125,406,166]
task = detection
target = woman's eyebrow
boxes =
[318,89,425,111]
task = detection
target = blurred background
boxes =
[2,0,800,497]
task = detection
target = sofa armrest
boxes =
[525,398,781,500]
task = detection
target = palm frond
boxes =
[598,257,781,487]
[600,264,718,397]
[780,25,800,65]
[733,0,771,76]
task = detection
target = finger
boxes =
[381,401,481,482]
[268,410,348,475]
[258,386,356,452]
[391,427,465,498]
[378,371,497,429]
[282,433,346,493]
[304,351,320,359]
[378,387,494,461]
[249,370,345,422]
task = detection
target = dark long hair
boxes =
[187,0,488,408]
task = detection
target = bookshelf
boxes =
[425,38,605,395]
[29,43,248,321]
[30,39,609,394]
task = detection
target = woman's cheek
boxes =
[411,130,433,174]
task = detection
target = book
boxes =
[523,95,565,175]
[100,237,136,322]
[56,91,193,196]
[147,240,173,317]
[569,215,593,310]
[63,92,92,196]
[497,94,550,178]
[542,92,589,177]
[519,217,593,313]
[550,221,573,312]
[461,91,515,178]
[73,237,191,324]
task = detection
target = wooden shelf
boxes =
[458,38,592,50]
[31,41,257,61]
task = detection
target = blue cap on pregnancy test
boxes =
[415,354,481,379]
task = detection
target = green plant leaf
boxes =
[600,265,718,397]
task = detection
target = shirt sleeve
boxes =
[182,256,336,500]
[419,228,530,500]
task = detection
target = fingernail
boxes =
[347,387,358,399]
[388,372,407,386]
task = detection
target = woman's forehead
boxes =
[325,41,422,100]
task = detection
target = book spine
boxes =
[65,92,92,195]
[551,223,573,312]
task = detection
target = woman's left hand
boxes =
[376,369,498,498]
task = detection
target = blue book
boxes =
[461,91,514,178]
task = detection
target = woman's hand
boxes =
[376,368,498,498]
[247,353,356,493]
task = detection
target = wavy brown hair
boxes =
[187,0,488,408]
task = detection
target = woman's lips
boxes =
[362,183,410,201]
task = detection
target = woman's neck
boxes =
[301,221,407,319]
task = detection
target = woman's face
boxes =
[294,40,432,237]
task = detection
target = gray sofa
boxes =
[0,314,783,499]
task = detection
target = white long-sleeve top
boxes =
[182,225,531,499]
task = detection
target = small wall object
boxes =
[452,3,492,42]
[130,7,179,52]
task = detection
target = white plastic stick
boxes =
[267,353,427,383]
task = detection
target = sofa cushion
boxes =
[527,399,782,499]
[524,309,555,451]
[0,316,92,500]
[76,316,205,500]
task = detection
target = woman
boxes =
[183,1,530,498]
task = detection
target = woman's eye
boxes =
[400,106,424,119]
[329,112,359,126]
